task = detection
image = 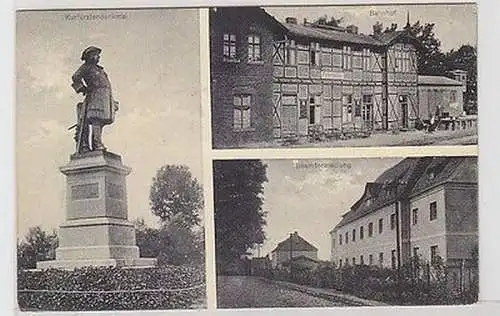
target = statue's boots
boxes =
[91,124,106,151]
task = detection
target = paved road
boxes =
[217,276,347,308]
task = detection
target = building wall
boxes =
[444,183,478,261]
[418,85,464,119]
[408,185,447,263]
[385,43,419,130]
[210,10,279,148]
[272,40,419,136]
[331,202,400,268]
[271,250,317,268]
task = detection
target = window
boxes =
[413,247,419,258]
[450,90,457,103]
[354,98,361,117]
[362,95,373,123]
[352,229,356,242]
[360,255,364,265]
[339,234,342,245]
[233,94,251,130]
[363,48,371,71]
[412,208,418,225]
[223,33,237,60]
[430,245,438,264]
[310,42,320,66]
[247,35,261,62]
[343,94,353,123]
[368,222,373,237]
[345,258,349,265]
[342,46,351,69]
[378,218,383,234]
[430,201,437,221]
[339,259,342,267]
[395,50,401,72]
[309,96,319,125]
[379,252,384,266]
[360,226,364,240]
[391,250,397,269]
[390,213,396,230]
[345,232,348,244]
[369,254,373,265]
[286,43,296,65]
[352,257,356,265]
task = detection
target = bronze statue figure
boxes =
[71,46,119,153]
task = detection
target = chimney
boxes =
[346,25,359,34]
[285,17,297,24]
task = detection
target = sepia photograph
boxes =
[214,157,478,308]
[16,8,206,311]
[210,5,477,149]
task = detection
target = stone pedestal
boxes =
[37,150,156,269]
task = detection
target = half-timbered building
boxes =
[210,7,422,147]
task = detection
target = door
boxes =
[399,95,409,128]
[282,105,298,136]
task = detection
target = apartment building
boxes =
[330,157,477,271]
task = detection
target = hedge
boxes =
[17,265,206,311]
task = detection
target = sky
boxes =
[16,9,202,238]
[257,158,403,261]
[266,3,477,52]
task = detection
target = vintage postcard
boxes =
[16,8,206,311]
[213,156,478,307]
[209,5,477,149]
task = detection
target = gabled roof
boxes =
[283,22,382,47]
[272,232,318,253]
[410,157,477,197]
[332,157,477,231]
[334,158,423,229]
[418,75,463,86]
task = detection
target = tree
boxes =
[17,226,58,269]
[213,160,268,273]
[373,21,383,36]
[444,45,477,113]
[149,165,203,228]
[313,15,343,27]
[133,216,205,266]
[405,21,447,75]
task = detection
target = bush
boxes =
[17,265,205,311]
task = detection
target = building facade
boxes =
[211,7,423,148]
[330,157,477,272]
[417,75,464,119]
[270,231,318,268]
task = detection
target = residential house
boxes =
[271,231,318,268]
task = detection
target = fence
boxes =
[256,257,478,305]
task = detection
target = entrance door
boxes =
[282,105,298,136]
[399,95,409,128]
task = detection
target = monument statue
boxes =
[71,46,119,153]
[36,46,156,269]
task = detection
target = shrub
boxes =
[17,265,205,311]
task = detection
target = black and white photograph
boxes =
[214,157,478,308]
[210,5,477,149]
[16,8,206,311]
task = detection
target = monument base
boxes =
[36,150,157,270]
